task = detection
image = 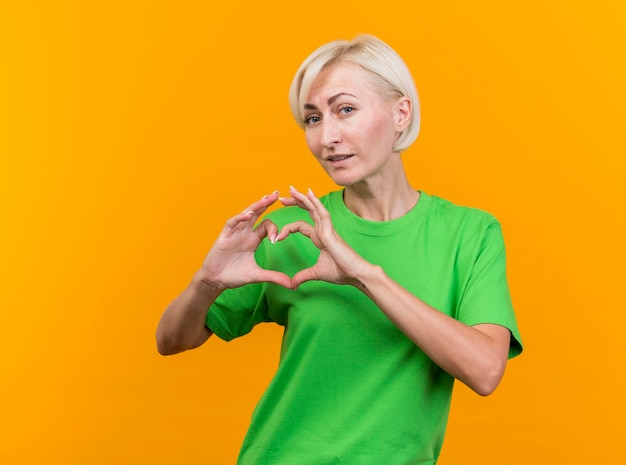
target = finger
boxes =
[279,197,298,207]
[304,188,325,223]
[288,185,314,208]
[234,191,280,220]
[291,267,318,289]
[306,188,330,220]
[224,210,256,229]
[246,190,281,223]
[289,186,321,223]
[277,221,314,241]
[283,186,308,210]
[254,219,279,244]
[253,269,293,289]
[223,191,279,231]
[291,187,333,236]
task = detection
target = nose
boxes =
[321,118,341,148]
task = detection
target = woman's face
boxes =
[302,62,411,188]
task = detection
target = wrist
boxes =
[351,262,385,293]
[192,271,226,298]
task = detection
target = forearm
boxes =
[357,265,509,396]
[156,272,220,355]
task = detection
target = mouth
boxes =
[327,154,353,162]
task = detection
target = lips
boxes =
[327,154,353,162]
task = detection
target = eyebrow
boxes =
[303,92,357,110]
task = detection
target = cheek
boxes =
[369,118,397,148]
[305,131,321,156]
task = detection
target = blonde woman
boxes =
[157,34,522,464]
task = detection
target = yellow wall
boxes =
[1,1,624,463]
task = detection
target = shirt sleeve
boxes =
[457,221,523,358]
[206,281,271,341]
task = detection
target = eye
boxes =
[338,105,355,115]
[304,114,321,126]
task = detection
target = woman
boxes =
[156,34,522,464]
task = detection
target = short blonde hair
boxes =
[288,34,420,152]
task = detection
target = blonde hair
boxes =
[288,34,420,152]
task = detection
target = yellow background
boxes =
[1,1,624,463]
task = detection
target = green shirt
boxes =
[207,190,522,465]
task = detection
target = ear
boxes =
[394,97,412,132]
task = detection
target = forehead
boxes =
[305,62,377,102]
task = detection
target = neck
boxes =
[343,171,420,222]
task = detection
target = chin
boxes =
[325,171,360,187]
[329,177,352,188]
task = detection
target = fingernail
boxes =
[308,187,315,196]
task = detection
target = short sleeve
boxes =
[206,282,271,341]
[457,221,523,358]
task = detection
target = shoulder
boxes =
[425,193,500,229]
[420,193,505,250]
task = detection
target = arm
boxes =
[155,274,218,356]
[156,191,292,356]
[357,266,510,396]
[279,187,511,396]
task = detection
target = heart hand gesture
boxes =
[199,188,368,292]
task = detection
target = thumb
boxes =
[254,269,294,289]
[290,266,318,289]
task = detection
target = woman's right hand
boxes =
[197,190,292,290]
[156,191,291,355]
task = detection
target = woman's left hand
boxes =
[278,186,370,289]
